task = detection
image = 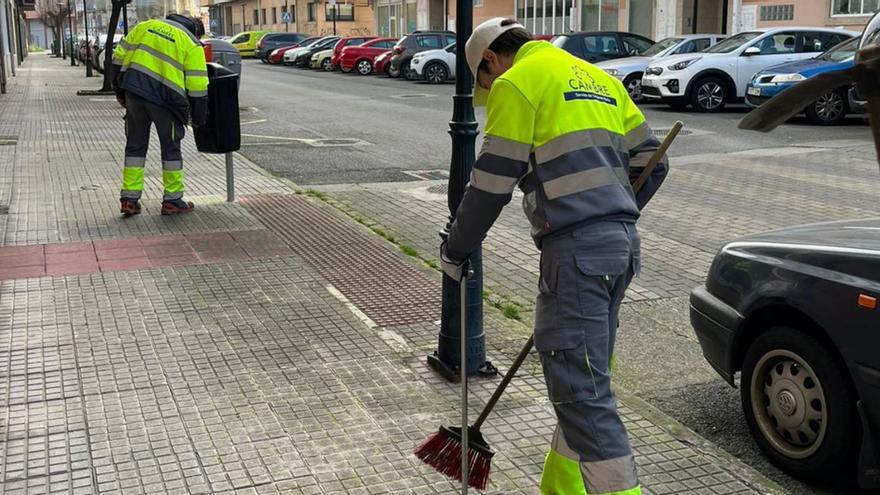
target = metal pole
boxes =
[68,0,76,65]
[285,0,288,31]
[83,0,93,77]
[551,0,555,34]
[541,0,545,34]
[122,1,127,35]
[225,152,235,202]
[428,0,494,382]
[459,268,469,494]
[332,2,336,35]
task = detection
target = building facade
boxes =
[200,0,878,43]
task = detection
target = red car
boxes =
[268,37,320,64]
[330,36,377,71]
[339,38,397,75]
[372,50,393,75]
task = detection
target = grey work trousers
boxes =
[535,221,642,494]
[121,93,186,201]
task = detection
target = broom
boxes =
[415,121,684,490]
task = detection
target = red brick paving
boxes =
[0,230,294,281]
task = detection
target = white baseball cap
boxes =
[465,17,527,106]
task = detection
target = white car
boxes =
[410,42,456,84]
[596,34,724,102]
[641,27,858,112]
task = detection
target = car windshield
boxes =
[641,37,682,57]
[818,36,859,62]
[705,31,761,53]
[551,35,568,48]
[301,38,320,47]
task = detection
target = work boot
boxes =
[120,199,141,216]
[161,198,195,216]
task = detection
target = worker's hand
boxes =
[440,243,467,281]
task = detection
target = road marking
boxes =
[326,284,377,328]
[240,119,268,126]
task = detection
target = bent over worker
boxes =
[440,18,668,495]
[111,14,208,216]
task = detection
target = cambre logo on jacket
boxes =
[565,64,616,106]
[147,25,177,43]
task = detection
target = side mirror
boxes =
[743,46,761,56]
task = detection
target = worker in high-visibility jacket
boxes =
[440,18,669,495]
[111,14,208,216]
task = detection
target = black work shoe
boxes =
[120,199,141,216]
[161,199,194,215]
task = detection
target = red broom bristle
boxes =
[414,431,493,490]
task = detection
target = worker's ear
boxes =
[482,49,499,70]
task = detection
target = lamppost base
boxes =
[427,352,497,382]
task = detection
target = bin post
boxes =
[225,152,235,202]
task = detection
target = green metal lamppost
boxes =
[428,0,495,381]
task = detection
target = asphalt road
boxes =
[235,58,875,494]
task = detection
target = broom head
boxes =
[414,425,495,490]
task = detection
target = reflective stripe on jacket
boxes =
[113,19,208,123]
[446,40,668,259]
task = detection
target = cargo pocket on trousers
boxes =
[535,327,596,404]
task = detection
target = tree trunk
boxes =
[100,0,123,91]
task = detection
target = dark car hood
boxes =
[731,218,880,252]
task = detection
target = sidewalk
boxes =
[1,54,785,494]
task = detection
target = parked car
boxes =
[286,36,340,67]
[204,38,243,78]
[373,50,393,75]
[256,32,307,62]
[641,27,858,112]
[596,34,724,102]
[270,36,320,64]
[551,31,654,63]
[77,39,89,62]
[91,33,123,71]
[229,31,269,57]
[745,36,859,125]
[281,36,325,65]
[330,36,376,71]
[310,48,334,70]
[339,38,397,74]
[410,42,456,83]
[389,30,456,78]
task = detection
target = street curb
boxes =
[615,388,789,495]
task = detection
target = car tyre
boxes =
[401,61,413,80]
[388,64,401,78]
[623,73,644,102]
[805,90,847,125]
[690,76,727,112]
[322,58,333,72]
[424,63,447,84]
[356,59,373,75]
[741,326,860,485]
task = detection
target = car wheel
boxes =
[424,63,447,84]
[401,62,413,80]
[322,58,333,72]
[805,90,847,125]
[388,64,401,78]
[741,326,860,484]
[357,59,373,75]
[623,73,644,102]
[260,56,268,64]
[690,77,727,112]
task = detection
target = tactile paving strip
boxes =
[242,193,440,327]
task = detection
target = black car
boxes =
[389,30,456,79]
[291,36,340,67]
[551,31,654,63]
[690,218,880,489]
[256,32,307,62]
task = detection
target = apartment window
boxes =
[308,2,317,21]
[474,0,482,6]
[760,4,794,21]
[832,0,880,16]
[261,8,267,24]
[253,9,259,25]
[272,7,277,23]
[326,3,354,21]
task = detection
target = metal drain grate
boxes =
[0,136,18,146]
[427,184,448,195]
[308,138,369,147]
[393,94,432,99]
[654,128,693,137]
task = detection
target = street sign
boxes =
[281,11,292,22]
[329,0,336,6]
[211,18,218,27]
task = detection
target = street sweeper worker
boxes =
[110,14,208,217]
[440,18,667,495]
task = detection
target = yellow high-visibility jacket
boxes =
[112,18,208,123]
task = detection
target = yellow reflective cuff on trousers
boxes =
[541,449,641,495]
[163,170,185,194]
[122,166,145,191]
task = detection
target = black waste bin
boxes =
[195,62,241,154]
